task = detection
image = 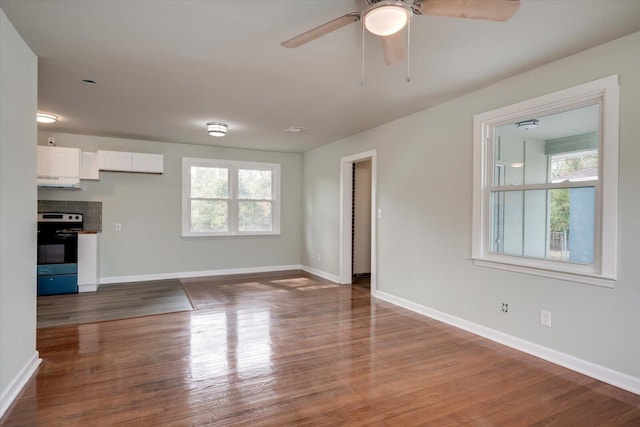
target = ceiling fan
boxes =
[281,0,521,67]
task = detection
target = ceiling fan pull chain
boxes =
[361,22,366,85]
[406,16,411,83]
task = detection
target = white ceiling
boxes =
[1,0,640,153]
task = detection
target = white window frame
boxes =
[182,157,281,237]
[472,75,619,288]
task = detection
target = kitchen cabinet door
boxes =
[50,147,81,177]
[81,152,100,180]
[37,146,81,178]
[97,150,132,171]
[37,145,49,176]
[78,233,99,292]
[132,153,163,173]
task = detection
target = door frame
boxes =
[339,149,377,293]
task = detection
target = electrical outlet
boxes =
[115,223,122,231]
[540,310,552,328]
[501,302,509,313]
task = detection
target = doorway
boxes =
[352,160,372,289]
[339,150,377,293]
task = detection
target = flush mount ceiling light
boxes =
[363,1,412,36]
[285,126,307,133]
[207,122,228,137]
[515,119,540,131]
[36,113,58,124]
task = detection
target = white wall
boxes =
[0,8,39,417]
[37,133,302,281]
[302,31,640,383]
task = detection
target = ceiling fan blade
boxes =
[381,31,406,66]
[416,0,520,22]
[281,12,360,48]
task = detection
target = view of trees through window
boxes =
[190,166,229,232]
[189,165,274,233]
[238,169,273,232]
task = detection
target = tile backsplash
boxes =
[38,200,102,231]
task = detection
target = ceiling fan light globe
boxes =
[364,4,410,36]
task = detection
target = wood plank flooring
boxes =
[3,270,639,425]
[37,279,193,328]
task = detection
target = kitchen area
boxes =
[36,140,163,296]
[37,204,100,295]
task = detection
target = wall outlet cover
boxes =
[540,310,552,328]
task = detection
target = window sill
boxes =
[182,231,280,238]
[471,258,615,288]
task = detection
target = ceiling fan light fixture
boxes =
[363,1,411,36]
[36,112,58,124]
[207,122,228,137]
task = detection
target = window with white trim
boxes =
[182,157,280,236]
[472,76,619,287]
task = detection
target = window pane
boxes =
[191,200,228,232]
[238,169,272,200]
[191,166,228,198]
[492,104,600,186]
[490,187,594,264]
[239,201,272,232]
[550,150,598,183]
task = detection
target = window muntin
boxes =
[472,75,619,287]
[182,158,280,236]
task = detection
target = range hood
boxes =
[37,176,82,189]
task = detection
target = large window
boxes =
[472,76,619,287]
[182,158,280,236]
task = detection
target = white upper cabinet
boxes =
[97,150,163,174]
[80,152,100,180]
[131,153,163,173]
[37,146,81,178]
[97,150,131,171]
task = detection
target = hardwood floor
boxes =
[3,271,639,425]
[37,279,193,328]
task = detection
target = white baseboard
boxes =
[0,351,41,419]
[374,290,640,396]
[300,265,340,283]
[100,265,303,285]
[78,283,99,292]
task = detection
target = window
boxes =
[472,76,619,287]
[182,158,280,236]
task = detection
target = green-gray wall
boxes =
[37,133,302,281]
[0,8,38,416]
[302,31,640,381]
